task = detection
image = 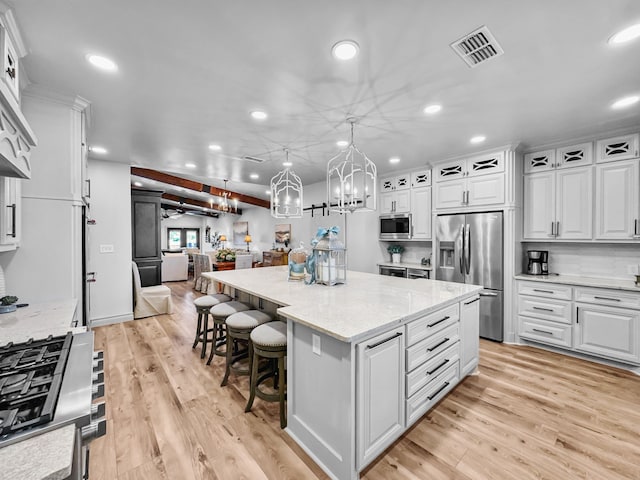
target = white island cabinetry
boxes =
[210,267,481,480]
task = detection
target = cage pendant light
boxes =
[270,149,303,218]
[327,119,377,213]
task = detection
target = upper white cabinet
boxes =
[0,176,20,251]
[380,189,410,214]
[380,174,410,192]
[411,169,431,188]
[524,143,593,173]
[379,169,432,237]
[411,186,431,239]
[595,160,639,240]
[0,10,37,179]
[434,151,505,210]
[596,133,639,163]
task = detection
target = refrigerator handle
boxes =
[459,224,465,274]
[465,223,471,274]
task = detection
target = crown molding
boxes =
[23,84,91,112]
[0,7,28,58]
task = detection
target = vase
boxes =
[391,253,401,264]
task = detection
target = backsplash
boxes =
[523,243,640,280]
[379,242,433,264]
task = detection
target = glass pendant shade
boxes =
[327,121,377,213]
[270,150,303,218]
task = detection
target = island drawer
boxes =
[406,341,459,398]
[517,282,572,301]
[517,295,572,324]
[518,316,572,348]
[406,323,459,372]
[574,287,640,310]
[406,303,459,347]
[406,361,459,427]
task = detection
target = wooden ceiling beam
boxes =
[131,167,270,209]
[162,193,243,215]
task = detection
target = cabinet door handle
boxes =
[556,221,560,237]
[532,306,554,312]
[533,289,554,294]
[466,190,470,204]
[576,306,579,324]
[365,331,402,350]
[85,179,91,198]
[594,296,621,302]
[87,272,97,283]
[549,222,555,237]
[427,316,450,328]
[532,328,553,335]
[427,337,450,352]
[428,381,450,400]
[464,297,479,305]
[479,292,498,297]
[427,358,450,376]
[7,204,16,238]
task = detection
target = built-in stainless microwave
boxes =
[379,213,412,240]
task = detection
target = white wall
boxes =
[88,160,133,326]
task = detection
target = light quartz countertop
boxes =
[377,261,433,270]
[0,300,84,344]
[210,267,482,342]
[514,274,640,292]
[0,424,75,480]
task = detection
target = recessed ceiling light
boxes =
[134,182,142,187]
[336,140,349,148]
[89,146,107,154]
[185,163,196,168]
[283,161,293,167]
[470,135,486,144]
[389,157,400,164]
[86,54,118,72]
[423,104,442,114]
[250,173,259,179]
[266,190,271,195]
[608,24,640,45]
[611,95,639,109]
[332,40,359,60]
[251,110,268,120]
[208,144,222,151]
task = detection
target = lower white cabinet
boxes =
[0,177,20,250]
[356,327,405,468]
[460,295,480,376]
[575,304,640,364]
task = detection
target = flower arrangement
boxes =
[215,248,236,262]
[387,245,404,254]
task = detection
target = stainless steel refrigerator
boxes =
[435,212,503,341]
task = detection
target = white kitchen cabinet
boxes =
[595,160,640,240]
[380,174,410,193]
[523,166,592,240]
[460,295,480,377]
[411,169,431,188]
[410,186,431,239]
[524,143,593,174]
[575,304,640,364]
[0,177,20,250]
[435,151,504,182]
[357,327,405,468]
[379,189,410,214]
[596,133,639,163]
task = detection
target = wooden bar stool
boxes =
[245,321,287,428]
[192,294,232,359]
[221,310,273,387]
[206,300,251,365]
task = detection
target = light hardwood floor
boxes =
[89,281,640,480]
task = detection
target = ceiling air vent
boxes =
[243,155,267,164]
[450,26,504,68]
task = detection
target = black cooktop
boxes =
[0,333,72,436]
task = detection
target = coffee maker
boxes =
[527,250,548,275]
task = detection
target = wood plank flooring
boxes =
[89,281,640,479]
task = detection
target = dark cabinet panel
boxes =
[132,189,162,286]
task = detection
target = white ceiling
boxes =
[11,0,640,203]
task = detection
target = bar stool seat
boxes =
[221,310,273,386]
[192,294,232,359]
[206,300,251,365]
[245,321,287,428]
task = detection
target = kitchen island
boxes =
[209,266,482,480]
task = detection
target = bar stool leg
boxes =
[192,311,203,349]
[245,346,259,413]
[201,313,209,359]
[221,330,234,386]
[278,356,286,428]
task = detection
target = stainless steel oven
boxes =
[379,265,407,278]
[379,214,412,240]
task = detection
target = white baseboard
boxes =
[90,312,133,328]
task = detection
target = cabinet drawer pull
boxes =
[365,332,402,350]
[427,337,449,352]
[533,289,554,294]
[532,306,554,312]
[593,296,621,302]
[427,358,450,376]
[532,328,553,335]
[428,381,450,400]
[464,297,479,305]
[427,316,450,328]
